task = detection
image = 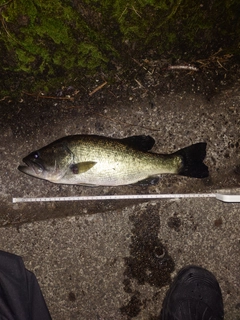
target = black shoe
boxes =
[161,265,224,320]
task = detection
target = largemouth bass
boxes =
[18,135,208,186]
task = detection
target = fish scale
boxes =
[66,138,178,185]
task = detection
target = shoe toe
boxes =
[161,265,224,320]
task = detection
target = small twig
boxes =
[107,90,117,98]
[1,15,26,47]
[1,16,12,38]
[168,65,199,71]
[131,5,142,18]
[0,0,13,8]
[131,58,148,71]
[216,59,227,71]
[212,48,223,57]
[134,79,144,88]
[22,91,74,101]
[119,6,128,20]
[132,58,142,66]
[89,81,107,96]
[196,50,233,70]
[0,96,10,101]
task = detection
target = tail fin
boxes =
[174,142,209,178]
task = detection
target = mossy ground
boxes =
[0,0,240,96]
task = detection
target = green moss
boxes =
[0,0,240,94]
[0,0,112,75]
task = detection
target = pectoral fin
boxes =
[70,161,97,174]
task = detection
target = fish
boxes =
[18,135,209,186]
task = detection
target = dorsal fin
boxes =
[121,135,155,151]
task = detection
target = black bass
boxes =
[18,135,208,186]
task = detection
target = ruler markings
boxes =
[12,193,219,203]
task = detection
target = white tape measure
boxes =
[12,193,240,203]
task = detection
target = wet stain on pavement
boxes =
[167,216,182,232]
[120,204,175,318]
[68,291,76,302]
[120,292,142,318]
[214,218,223,228]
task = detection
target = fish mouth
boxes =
[18,159,45,176]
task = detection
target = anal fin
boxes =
[133,176,160,186]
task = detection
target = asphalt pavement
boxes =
[1,84,240,319]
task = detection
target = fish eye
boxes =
[34,152,39,159]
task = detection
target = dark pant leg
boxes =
[0,250,52,320]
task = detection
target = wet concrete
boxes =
[1,80,240,319]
